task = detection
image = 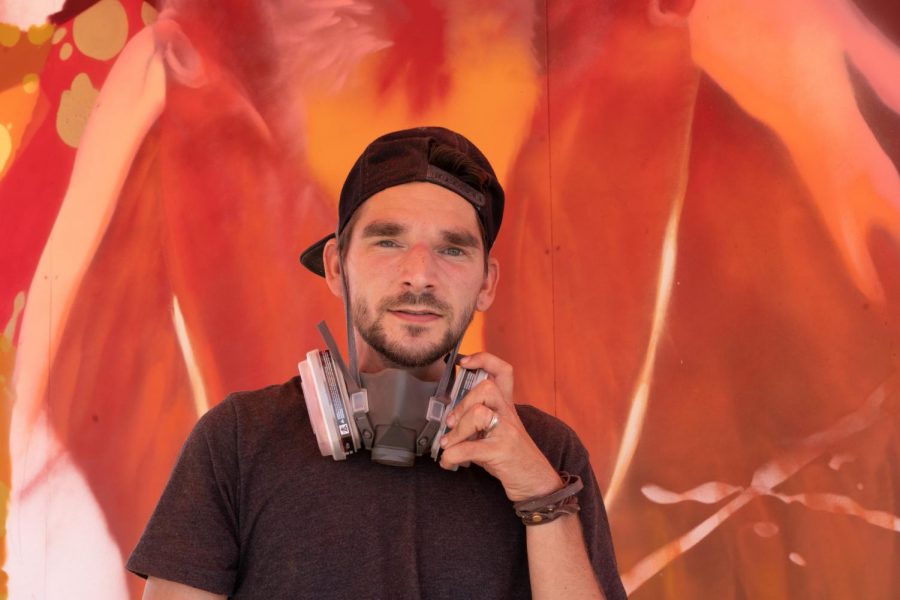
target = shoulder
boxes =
[515,404,581,444]
[204,376,305,424]
[223,375,305,417]
[514,404,590,468]
[191,376,307,451]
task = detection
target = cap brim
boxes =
[299,233,335,277]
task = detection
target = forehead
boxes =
[351,182,482,235]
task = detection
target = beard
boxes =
[353,290,476,368]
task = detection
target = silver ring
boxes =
[486,412,500,432]
[479,412,500,439]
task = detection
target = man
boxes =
[127,127,626,599]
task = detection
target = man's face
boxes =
[327,182,498,369]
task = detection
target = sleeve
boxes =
[556,424,629,600]
[126,397,241,595]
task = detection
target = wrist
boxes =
[510,467,564,502]
[531,470,566,498]
[513,472,583,526]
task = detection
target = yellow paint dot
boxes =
[73,0,129,61]
[60,42,73,61]
[52,27,68,45]
[22,74,39,94]
[0,23,22,47]
[27,23,54,46]
[56,73,99,148]
[141,2,159,26]
[0,125,11,174]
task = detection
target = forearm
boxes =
[526,515,605,600]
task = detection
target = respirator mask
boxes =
[297,214,490,469]
[298,321,485,467]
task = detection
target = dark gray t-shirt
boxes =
[127,376,626,599]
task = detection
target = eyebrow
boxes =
[360,220,407,238]
[361,219,481,249]
[441,229,481,249]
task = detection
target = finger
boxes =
[442,403,496,447]
[441,403,497,448]
[439,439,494,470]
[460,352,513,400]
[445,379,507,428]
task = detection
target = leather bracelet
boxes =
[513,472,583,525]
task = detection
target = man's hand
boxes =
[438,352,563,501]
[438,352,607,599]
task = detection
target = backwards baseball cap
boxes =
[299,126,505,276]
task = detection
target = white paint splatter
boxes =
[770,491,899,532]
[172,295,209,416]
[828,453,855,470]
[642,481,742,505]
[753,521,779,538]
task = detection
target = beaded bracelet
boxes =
[513,472,583,525]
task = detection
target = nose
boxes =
[400,243,437,292]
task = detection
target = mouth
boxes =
[388,308,442,323]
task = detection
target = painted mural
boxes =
[1,0,898,598]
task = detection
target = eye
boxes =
[441,247,466,257]
[375,239,400,248]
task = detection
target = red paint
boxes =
[376,0,450,114]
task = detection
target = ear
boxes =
[322,238,345,299]
[475,257,500,311]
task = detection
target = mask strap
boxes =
[316,320,360,395]
[435,337,463,400]
[339,254,362,389]
[415,337,464,458]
